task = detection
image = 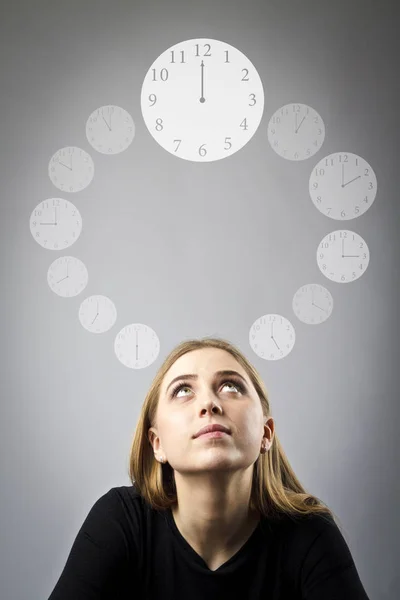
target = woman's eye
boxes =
[172,381,242,398]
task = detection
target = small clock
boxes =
[141,38,265,162]
[317,229,370,283]
[48,146,94,192]
[292,283,333,325]
[114,323,160,369]
[86,105,136,154]
[267,103,325,160]
[29,198,83,250]
[47,256,88,298]
[309,151,378,220]
[79,295,117,334]
[249,314,296,361]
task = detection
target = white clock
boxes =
[48,146,94,192]
[29,198,83,250]
[79,295,117,334]
[267,103,325,160]
[292,284,333,325]
[317,229,370,283]
[249,314,296,361]
[86,105,136,154]
[114,323,160,369]
[309,151,378,220]
[141,38,265,162]
[47,256,88,298]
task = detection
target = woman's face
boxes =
[148,348,273,474]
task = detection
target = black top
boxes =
[48,484,370,599]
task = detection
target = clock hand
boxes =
[295,114,306,133]
[102,114,112,131]
[199,60,205,103]
[312,301,327,312]
[58,161,72,170]
[342,175,361,187]
[56,261,69,284]
[272,338,280,350]
[270,322,280,350]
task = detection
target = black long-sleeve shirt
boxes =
[48,484,370,599]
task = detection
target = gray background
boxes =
[1,1,399,598]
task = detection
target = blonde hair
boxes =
[128,336,343,532]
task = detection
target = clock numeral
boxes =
[170,50,186,63]
[155,118,164,131]
[338,154,349,163]
[199,144,207,157]
[240,118,248,130]
[148,94,157,106]
[241,69,249,81]
[152,68,169,81]
[224,137,232,150]
[195,43,211,57]
[249,93,256,106]
[225,50,230,63]
[174,139,182,152]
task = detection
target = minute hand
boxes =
[199,60,205,103]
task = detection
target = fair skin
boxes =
[148,348,275,571]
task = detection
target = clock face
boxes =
[48,146,94,192]
[309,152,378,220]
[249,314,296,361]
[114,323,160,369]
[79,295,117,334]
[292,284,334,325]
[29,198,83,250]
[267,103,325,160]
[86,105,136,154]
[317,229,370,283]
[141,38,265,162]
[47,256,88,298]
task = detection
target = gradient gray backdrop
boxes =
[1,1,399,599]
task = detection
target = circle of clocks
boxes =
[29,42,377,369]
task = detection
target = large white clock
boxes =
[29,198,83,250]
[292,283,333,325]
[249,314,296,361]
[114,323,160,369]
[309,151,378,220]
[317,229,370,283]
[141,38,265,162]
[47,256,88,298]
[86,105,136,154]
[48,146,94,192]
[267,103,325,160]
